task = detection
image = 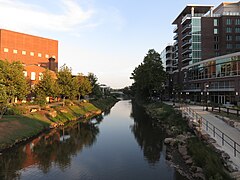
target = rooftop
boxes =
[172,4,214,24]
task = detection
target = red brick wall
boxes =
[0,29,58,70]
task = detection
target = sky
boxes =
[0,0,225,88]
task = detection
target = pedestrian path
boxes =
[164,101,240,169]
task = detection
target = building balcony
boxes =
[166,49,172,54]
[182,48,192,55]
[181,14,191,25]
[173,34,178,40]
[166,63,173,68]
[173,41,178,46]
[173,26,178,33]
[208,88,235,92]
[182,56,192,62]
[182,24,191,34]
[182,40,192,48]
[182,32,191,41]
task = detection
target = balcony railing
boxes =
[181,14,191,24]
[173,26,178,33]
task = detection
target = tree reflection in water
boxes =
[0,122,99,177]
[130,103,166,165]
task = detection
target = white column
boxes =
[191,7,195,16]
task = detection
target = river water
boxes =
[0,100,186,180]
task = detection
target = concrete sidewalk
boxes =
[164,101,240,169]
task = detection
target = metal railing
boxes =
[181,104,240,158]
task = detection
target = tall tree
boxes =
[87,73,102,98]
[130,49,166,100]
[34,69,59,104]
[57,65,78,102]
[0,60,29,103]
[76,74,92,100]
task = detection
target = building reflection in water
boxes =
[0,122,99,179]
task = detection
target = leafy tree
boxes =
[0,61,29,102]
[87,72,102,98]
[57,65,78,103]
[130,49,166,100]
[34,69,59,104]
[76,74,92,100]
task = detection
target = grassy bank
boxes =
[90,96,119,111]
[138,101,231,179]
[0,97,118,151]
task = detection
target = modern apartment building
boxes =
[0,29,58,85]
[160,44,175,99]
[171,2,240,105]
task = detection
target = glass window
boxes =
[23,71,27,77]
[226,44,232,49]
[214,36,219,42]
[236,27,240,33]
[236,44,240,49]
[226,18,231,25]
[214,28,218,34]
[3,48,8,52]
[214,19,218,26]
[13,49,17,54]
[214,44,219,50]
[31,72,36,80]
[38,53,42,57]
[226,35,232,41]
[236,19,240,25]
[30,52,34,56]
[45,54,49,58]
[226,27,232,33]
[22,51,26,55]
[236,35,240,41]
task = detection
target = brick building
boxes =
[0,29,58,85]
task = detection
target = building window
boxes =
[214,19,218,26]
[31,72,36,80]
[236,35,240,41]
[235,27,240,33]
[22,51,26,55]
[215,52,220,56]
[226,18,232,25]
[236,44,240,49]
[236,19,240,25]
[38,53,42,57]
[226,44,232,49]
[226,27,232,33]
[23,71,27,77]
[226,35,232,41]
[13,49,18,54]
[214,28,218,34]
[52,55,56,58]
[45,54,49,58]
[30,52,34,56]
[39,73,43,80]
[3,48,8,52]
[214,36,219,42]
[214,44,219,50]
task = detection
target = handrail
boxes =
[180,104,240,158]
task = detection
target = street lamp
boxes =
[201,92,204,110]
[236,92,239,106]
[172,88,175,106]
[205,84,209,111]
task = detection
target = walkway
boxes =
[164,101,240,169]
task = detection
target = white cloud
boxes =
[0,0,95,33]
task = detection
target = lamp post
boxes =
[205,84,209,111]
[201,92,204,110]
[236,91,239,106]
[172,88,175,106]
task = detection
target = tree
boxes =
[87,73,102,98]
[57,65,78,102]
[34,69,59,104]
[0,61,29,102]
[76,74,92,100]
[130,49,166,100]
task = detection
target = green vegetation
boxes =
[130,49,166,100]
[144,102,188,135]
[187,137,231,180]
[91,96,119,111]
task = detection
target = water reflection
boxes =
[131,102,166,165]
[0,122,99,179]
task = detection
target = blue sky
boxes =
[0,0,224,88]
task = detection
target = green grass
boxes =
[187,137,232,180]
[91,96,118,111]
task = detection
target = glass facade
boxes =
[191,17,201,64]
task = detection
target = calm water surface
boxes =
[0,100,186,180]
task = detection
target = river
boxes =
[0,100,186,180]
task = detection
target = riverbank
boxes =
[0,97,118,152]
[137,101,232,180]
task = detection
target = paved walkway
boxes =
[164,101,240,169]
